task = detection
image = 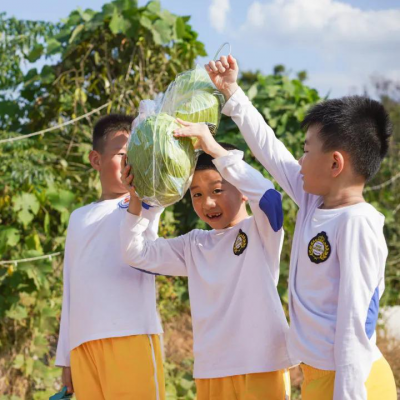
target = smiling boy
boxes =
[120,122,296,399]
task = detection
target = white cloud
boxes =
[241,0,400,53]
[209,0,231,33]
[235,0,400,97]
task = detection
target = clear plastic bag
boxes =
[161,65,225,134]
[127,66,224,207]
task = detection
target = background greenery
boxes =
[0,0,399,398]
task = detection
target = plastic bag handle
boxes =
[213,42,231,61]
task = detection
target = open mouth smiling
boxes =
[206,212,222,219]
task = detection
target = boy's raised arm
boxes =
[206,56,305,207]
[119,160,187,276]
[212,150,284,283]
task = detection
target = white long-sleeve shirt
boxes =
[223,87,387,400]
[120,150,297,379]
[55,197,163,367]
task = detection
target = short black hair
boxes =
[195,142,241,171]
[301,96,392,181]
[93,114,133,152]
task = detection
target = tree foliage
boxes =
[0,1,399,398]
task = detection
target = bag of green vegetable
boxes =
[127,112,197,207]
[127,65,224,207]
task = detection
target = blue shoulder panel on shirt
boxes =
[365,286,379,339]
[142,202,151,210]
[132,266,161,276]
[259,189,283,232]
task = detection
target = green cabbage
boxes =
[161,66,225,133]
[127,113,197,207]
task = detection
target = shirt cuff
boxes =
[222,87,247,116]
[212,149,244,170]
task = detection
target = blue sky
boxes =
[2,0,400,98]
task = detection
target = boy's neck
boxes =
[99,191,129,202]
[321,184,365,209]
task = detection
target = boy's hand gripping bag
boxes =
[126,66,225,207]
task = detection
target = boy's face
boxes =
[298,124,335,196]
[89,130,129,198]
[189,169,248,230]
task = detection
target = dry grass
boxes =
[163,314,400,399]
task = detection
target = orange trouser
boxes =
[300,356,396,400]
[196,369,291,400]
[70,334,165,400]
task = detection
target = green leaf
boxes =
[147,0,161,15]
[13,354,24,370]
[13,193,40,226]
[94,51,101,65]
[115,0,138,12]
[248,83,258,100]
[46,38,61,55]
[74,87,87,104]
[69,24,84,43]
[6,305,28,321]
[40,65,55,85]
[140,15,153,30]
[27,44,44,63]
[0,227,20,253]
[46,189,75,212]
[152,19,171,45]
[109,8,131,34]
[174,17,186,39]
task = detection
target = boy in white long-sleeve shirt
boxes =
[120,122,296,399]
[205,55,397,400]
[56,114,165,399]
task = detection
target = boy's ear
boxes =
[89,150,101,171]
[331,151,344,178]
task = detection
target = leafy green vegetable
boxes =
[161,66,225,132]
[127,113,197,207]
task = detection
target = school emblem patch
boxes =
[118,196,130,209]
[233,229,248,256]
[308,231,331,264]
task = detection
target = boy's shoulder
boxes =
[69,202,97,219]
[69,198,122,225]
[338,202,383,220]
[336,202,385,234]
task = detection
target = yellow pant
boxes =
[300,357,396,400]
[196,369,291,400]
[70,334,165,400]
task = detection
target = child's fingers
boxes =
[173,129,192,138]
[121,154,127,169]
[227,54,238,71]
[215,60,226,73]
[219,55,229,69]
[122,164,131,177]
[126,174,134,185]
[176,118,192,127]
[208,60,219,73]
[205,64,212,74]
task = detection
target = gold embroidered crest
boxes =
[233,229,248,256]
[308,231,331,264]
